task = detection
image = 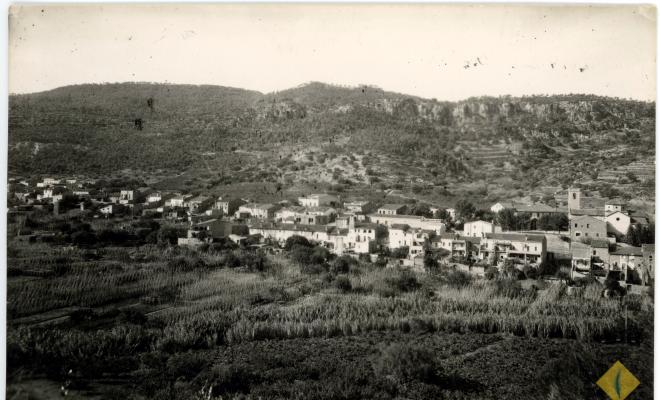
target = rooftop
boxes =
[611,246,643,256]
[378,204,406,211]
[485,232,545,243]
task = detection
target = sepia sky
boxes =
[8,4,657,101]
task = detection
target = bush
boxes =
[334,275,352,292]
[330,255,354,274]
[484,266,499,280]
[445,270,472,288]
[522,264,538,280]
[284,235,312,251]
[385,270,420,293]
[373,344,437,383]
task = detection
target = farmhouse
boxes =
[605,211,631,236]
[376,204,407,215]
[463,220,501,238]
[490,201,517,214]
[480,233,546,265]
[298,194,339,207]
[249,223,332,246]
[344,200,374,214]
[570,215,607,240]
[215,197,247,215]
[368,214,446,234]
[430,233,477,258]
[236,203,280,220]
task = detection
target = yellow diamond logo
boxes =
[596,361,640,400]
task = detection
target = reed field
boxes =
[6,239,654,399]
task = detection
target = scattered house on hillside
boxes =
[186,195,213,212]
[377,204,407,215]
[609,246,644,282]
[119,190,135,204]
[369,214,446,234]
[191,219,235,239]
[590,239,610,267]
[275,206,337,225]
[446,208,456,220]
[490,201,518,214]
[570,242,593,279]
[236,203,280,220]
[228,234,248,245]
[463,220,502,238]
[430,233,476,259]
[480,233,547,265]
[605,199,626,213]
[570,215,607,240]
[99,203,126,216]
[515,203,562,221]
[344,200,374,214]
[165,208,188,221]
[215,197,247,216]
[167,194,192,208]
[249,222,332,246]
[605,211,631,236]
[387,224,432,258]
[298,193,340,207]
[346,222,378,254]
[147,192,162,203]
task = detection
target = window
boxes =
[586,224,590,228]
[574,223,578,228]
[573,193,577,199]
[593,250,597,256]
[616,217,620,221]
[596,233,599,237]
[575,232,581,237]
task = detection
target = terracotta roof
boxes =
[485,232,545,242]
[611,246,643,256]
[378,204,407,210]
[516,203,558,213]
[590,239,610,248]
[569,208,604,216]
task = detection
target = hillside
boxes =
[8,81,656,203]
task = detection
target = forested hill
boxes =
[8,82,655,196]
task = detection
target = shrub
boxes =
[484,266,499,280]
[284,235,312,251]
[373,344,437,383]
[334,275,352,292]
[330,255,354,274]
[445,270,472,288]
[385,270,420,293]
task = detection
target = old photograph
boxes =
[5,3,656,399]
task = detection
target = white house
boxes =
[490,202,516,214]
[298,194,339,207]
[377,204,407,215]
[368,214,446,234]
[606,211,631,236]
[463,220,502,238]
[147,192,162,203]
[236,203,279,219]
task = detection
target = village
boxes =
[8,175,655,294]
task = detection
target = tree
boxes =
[537,213,568,231]
[284,235,312,251]
[375,224,388,241]
[455,199,476,221]
[423,252,439,273]
[497,208,518,231]
[409,203,433,218]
